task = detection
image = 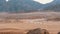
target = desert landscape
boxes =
[0,11,60,34]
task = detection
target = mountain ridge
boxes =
[0,0,60,12]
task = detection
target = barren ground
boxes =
[0,12,60,34]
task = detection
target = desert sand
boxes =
[0,12,60,34]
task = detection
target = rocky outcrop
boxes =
[27,28,49,34]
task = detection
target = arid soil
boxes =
[0,12,60,34]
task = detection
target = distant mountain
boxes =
[0,0,6,12]
[43,0,60,11]
[0,0,60,12]
[0,0,44,12]
[44,4,60,11]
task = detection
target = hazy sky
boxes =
[6,0,54,4]
[33,0,54,4]
[6,0,9,2]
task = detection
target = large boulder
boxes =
[27,28,49,34]
[41,29,49,34]
[27,28,41,34]
[58,32,60,34]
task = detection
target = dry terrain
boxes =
[0,12,60,34]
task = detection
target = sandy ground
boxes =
[0,12,60,34]
[0,19,60,34]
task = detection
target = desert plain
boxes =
[0,11,60,34]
